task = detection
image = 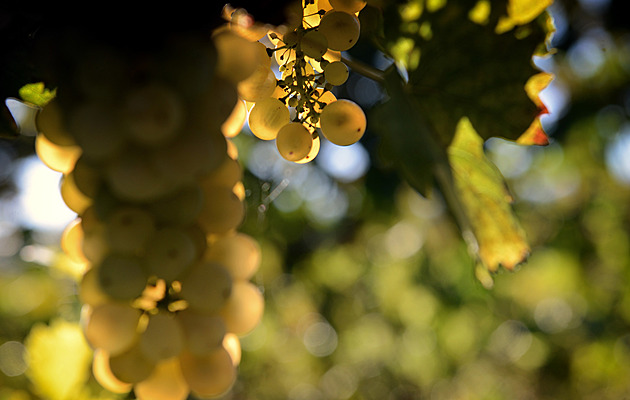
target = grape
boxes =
[221,99,248,138]
[248,97,291,141]
[317,11,361,51]
[139,312,185,362]
[198,156,242,190]
[276,122,313,162]
[179,348,236,398]
[301,30,328,59]
[177,309,227,356]
[122,83,184,146]
[144,227,198,282]
[72,156,103,199]
[219,281,265,336]
[96,253,148,301]
[61,218,88,264]
[213,29,263,84]
[295,133,321,164]
[179,261,233,314]
[197,186,245,235]
[109,341,156,384]
[80,210,109,264]
[82,302,141,356]
[319,99,366,146]
[237,66,277,103]
[149,184,204,226]
[105,149,171,202]
[324,61,349,86]
[79,267,110,306]
[134,357,190,400]
[67,102,127,162]
[60,171,93,215]
[330,0,367,14]
[36,99,76,146]
[92,349,133,394]
[223,333,242,366]
[105,206,156,255]
[204,232,261,281]
[34,132,81,174]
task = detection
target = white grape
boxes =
[317,11,361,51]
[319,99,366,146]
[179,348,236,398]
[324,61,349,86]
[179,261,233,314]
[276,122,313,162]
[139,312,186,362]
[248,97,291,140]
[83,303,141,356]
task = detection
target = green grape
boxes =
[198,156,242,190]
[60,171,93,215]
[67,102,127,162]
[319,99,366,146]
[109,341,157,384]
[219,281,264,336]
[179,261,233,314]
[96,253,148,301]
[324,61,349,86]
[105,149,171,202]
[144,227,198,282]
[139,312,185,362]
[222,333,242,366]
[82,302,141,356]
[36,99,76,146]
[301,30,328,59]
[248,97,291,141]
[237,65,277,103]
[34,132,81,174]
[317,10,361,51]
[150,130,228,186]
[80,207,109,264]
[221,99,248,138]
[72,156,103,199]
[295,133,321,164]
[105,206,156,255]
[197,186,245,235]
[213,29,263,84]
[122,83,184,146]
[179,348,236,399]
[149,183,204,226]
[79,267,110,306]
[177,309,227,356]
[61,217,88,264]
[204,232,261,281]
[134,357,189,400]
[92,349,133,394]
[330,0,367,14]
[276,122,313,162]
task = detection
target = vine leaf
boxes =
[448,117,530,273]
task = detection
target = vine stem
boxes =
[341,55,385,83]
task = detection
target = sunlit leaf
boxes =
[18,82,56,107]
[448,117,530,272]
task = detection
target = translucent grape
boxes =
[67,102,127,162]
[222,333,242,366]
[149,184,204,226]
[134,357,189,400]
[179,261,233,314]
[177,309,227,356]
[318,11,361,51]
[34,133,81,174]
[122,83,184,146]
[139,312,185,362]
[72,156,102,199]
[248,97,291,141]
[109,341,156,384]
[204,232,261,281]
[319,99,366,146]
[179,348,236,399]
[96,254,148,301]
[61,218,88,264]
[324,61,349,86]
[198,156,242,190]
[60,171,93,215]
[237,66,277,103]
[219,281,264,336]
[197,186,245,235]
[83,303,141,356]
[221,99,248,138]
[78,267,110,306]
[330,0,367,14]
[301,30,328,59]
[92,349,133,394]
[105,206,156,255]
[36,99,76,146]
[105,150,170,202]
[213,29,262,84]
[276,122,313,162]
[295,133,321,164]
[144,227,198,282]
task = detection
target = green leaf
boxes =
[447,117,530,272]
[381,0,552,147]
[19,82,56,107]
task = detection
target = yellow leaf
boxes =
[448,117,530,272]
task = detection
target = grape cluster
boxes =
[243,0,368,163]
[35,28,264,399]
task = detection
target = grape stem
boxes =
[340,55,385,83]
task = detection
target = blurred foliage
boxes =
[2,0,630,399]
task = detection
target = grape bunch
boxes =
[34,26,264,400]
[241,0,368,163]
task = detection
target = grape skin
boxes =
[319,99,367,146]
[276,122,313,162]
